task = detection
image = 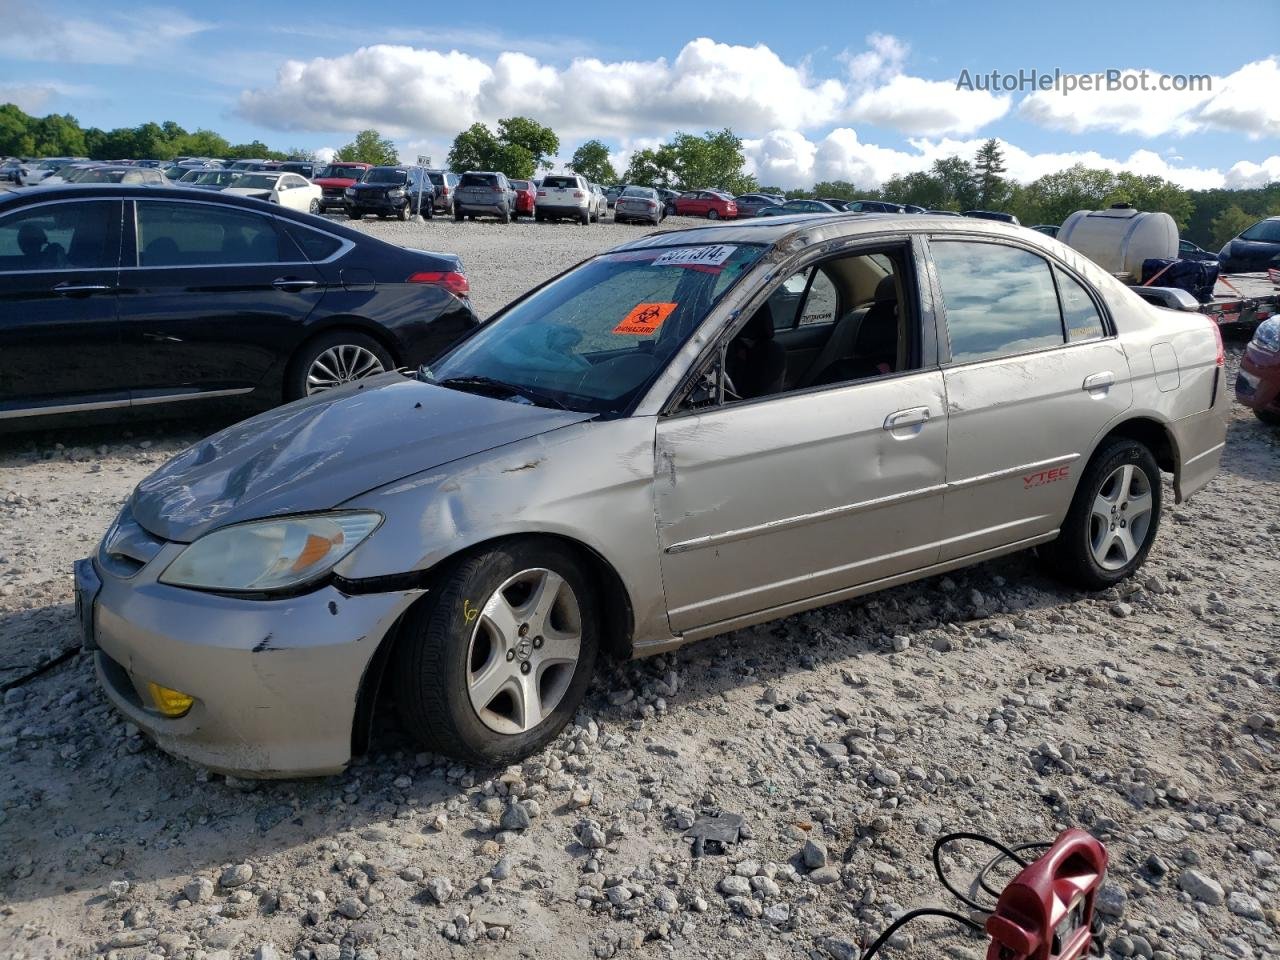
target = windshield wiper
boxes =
[431,375,572,410]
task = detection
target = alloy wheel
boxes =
[465,568,582,735]
[305,344,386,395]
[1089,464,1154,570]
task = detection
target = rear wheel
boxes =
[1040,437,1162,589]
[579,210,590,225]
[285,330,394,401]
[455,208,464,222]
[393,539,599,765]
[1256,409,1280,426]
[500,206,511,224]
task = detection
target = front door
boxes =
[929,238,1133,560]
[0,198,124,418]
[115,197,326,402]
[654,241,948,634]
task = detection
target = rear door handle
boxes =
[883,407,931,431]
[1083,371,1115,392]
[272,277,319,291]
[53,282,111,296]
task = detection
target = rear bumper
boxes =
[456,200,507,216]
[536,204,588,217]
[1236,346,1280,414]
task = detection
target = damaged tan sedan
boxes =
[76,214,1228,776]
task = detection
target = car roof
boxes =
[609,211,1043,253]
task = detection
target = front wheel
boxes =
[1040,437,1162,589]
[346,209,362,220]
[308,198,321,215]
[393,539,599,765]
[706,209,719,220]
[397,202,409,221]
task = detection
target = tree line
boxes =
[3,101,1276,249]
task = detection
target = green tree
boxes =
[492,142,536,180]
[447,123,500,172]
[1104,172,1193,230]
[810,180,861,201]
[882,170,952,209]
[497,116,559,172]
[1016,164,1116,225]
[570,139,617,184]
[337,129,399,165]
[1210,205,1259,247]
[623,147,675,188]
[973,138,1009,208]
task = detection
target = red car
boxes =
[1235,317,1280,425]
[672,189,738,220]
[510,179,536,218]
[313,161,372,212]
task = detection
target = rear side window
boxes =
[1056,268,1106,342]
[135,201,288,267]
[933,241,1063,363]
[283,223,343,262]
[0,200,116,271]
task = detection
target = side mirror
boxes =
[683,360,724,410]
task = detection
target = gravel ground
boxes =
[0,217,1277,960]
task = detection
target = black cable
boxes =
[976,840,1053,900]
[860,908,984,960]
[931,832,1031,913]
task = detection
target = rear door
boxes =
[0,197,125,418]
[929,238,1133,560]
[115,197,327,404]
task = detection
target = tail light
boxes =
[408,271,469,297]
[1210,317,1225,366]
[572,191,583,198]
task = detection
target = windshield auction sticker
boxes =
[652,245,735,268]
[614,302,677,335]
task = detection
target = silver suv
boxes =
[454,171,515,222]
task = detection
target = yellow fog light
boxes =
[147,682,194,718]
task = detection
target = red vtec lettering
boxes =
[1024,466,1070,489]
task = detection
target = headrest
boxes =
[745,302,774,340]
[874,274,898,303]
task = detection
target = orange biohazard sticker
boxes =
[613,302,677,336]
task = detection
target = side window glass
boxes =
[1056,268,1106,342]
[798,270,838,326]
[766,270,810,330]
[0,201,115,271]
[283,223,343,261]
[932,241,1064,363]
[135,201,285,267]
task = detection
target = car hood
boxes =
[313,177,359,189]
[130,374,595,543]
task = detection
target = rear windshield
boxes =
[510,180,530,190]
[427,172,445,185]
[460,173,498,187]
[233,174,280,189]
[621,187,656,198]
[1240,219,1280,243]
[364,168,408,184]
[423,243,766,415]
[542,176,579,189]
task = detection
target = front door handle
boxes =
[272,277,319,291]
[1083,371,1115,393]
[53,282,111,297]
[883,407,932,431]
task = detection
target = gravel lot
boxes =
[0,216,1277,960]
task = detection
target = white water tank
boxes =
[1057,204,1178,277]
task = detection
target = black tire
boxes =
[1040,437,1162,590]
[346,209,362,220]
[393,539,600,765]
[308,199,321,215]
[396,201,409,222]
[500,207,511,224]
[284,329,394,401]
[454,209,464,222]
[423,201,433,220]
[579,210,590,226]
[1255,409,1280,427]
[706,209,719,220]
[535,212,544,223]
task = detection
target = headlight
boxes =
[159,512,381,593]
[344,187,356,197]
[1254,318,1280,352]
[388,188,404,198]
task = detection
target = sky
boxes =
[1,0,1278,190]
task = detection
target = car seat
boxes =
[726,302,786,399]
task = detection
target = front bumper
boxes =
[87,547,424,777]
[1236,345,1280,414]
[345,195,409,213]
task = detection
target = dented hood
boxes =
[130,374,594,542]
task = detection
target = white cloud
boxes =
[849,75,1010,136]
[314,147,338,164]
[0,8,210,66]
[1196,57,1280,139]
[0,81,91,113]
[843,32,908,84]
[1018,59,1280,140]
[1224,156,1280,189]
[742,128,1247,191]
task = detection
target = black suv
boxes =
[345,167,435,220]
